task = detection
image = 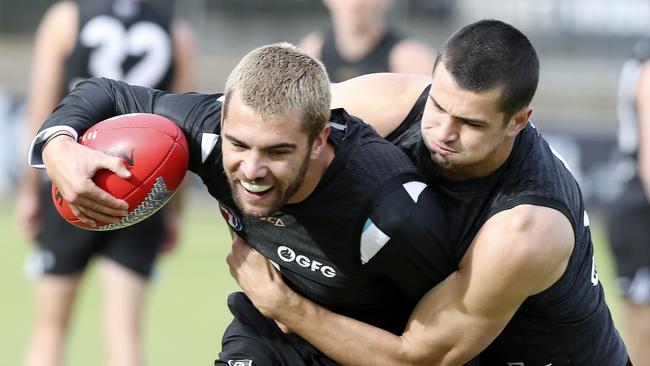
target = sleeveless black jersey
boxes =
[388,87,629,365]
[319,28,403,82]
[36,78,458,335]
[63,0,174,94]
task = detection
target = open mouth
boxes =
[240,180,273,196]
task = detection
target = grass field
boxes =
[0,193,239,365]
[0,194,623,365]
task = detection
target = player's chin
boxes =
[432,153,456,169]
[240,203,276,218]
[236,190,281,217]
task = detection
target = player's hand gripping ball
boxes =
[52,113,189,230]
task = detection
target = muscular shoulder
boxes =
[331,73,430,137]
[472,204,574,295]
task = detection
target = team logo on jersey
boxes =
[276,246,336,278]
[278,246,296,261]
[219,203,242,231]
[591,255,599,286]
[227,360,252,366]
[260,216,285,227]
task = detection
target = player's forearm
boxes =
[273,294,438,366]
[41,134,78,167]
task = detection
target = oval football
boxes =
[51,113,189,231]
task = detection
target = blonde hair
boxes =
[224,42,331,142]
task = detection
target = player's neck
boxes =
[287,142,335,204]
[333,23,385,61]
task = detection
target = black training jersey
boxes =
[388,87,629,365]
[319,28,403,82]
[63,0,174,94]
[37,78,457,334]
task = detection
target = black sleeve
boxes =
[40,77,224,174]
[363,177,456,304]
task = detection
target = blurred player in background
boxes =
[606,39,650,366]
[299,0,434,82]
[16,1,195,365]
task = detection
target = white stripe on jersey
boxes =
[360,219,390,264]
[328,122,346,131]
[201,133,220,163]
[402,181,427,203]
[549,145,574,174]
[217,95,225,103]
[583,210,590,227]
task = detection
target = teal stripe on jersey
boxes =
[360,218,390,265]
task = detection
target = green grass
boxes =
[0,196,623,365]
[0,194,238,365]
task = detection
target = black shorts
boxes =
[29,180,165,278]
[216,292,339,366]
[605,177,650,304]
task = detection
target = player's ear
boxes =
[310,124,330,159]
[506,106,532,137]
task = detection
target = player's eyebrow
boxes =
[223,133,297,150]
[428,93,489,126]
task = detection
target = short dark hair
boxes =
[434,19,539,122]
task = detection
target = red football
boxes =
[52,113,189,230]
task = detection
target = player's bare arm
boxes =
[229,204,574,365]
[170,19,196,94]
[17,1,77,238]
[331,73,429,137]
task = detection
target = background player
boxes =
[299,0,434,82]
[228,20,630,365]
[16,1,195,365]
[606,39,650,366]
